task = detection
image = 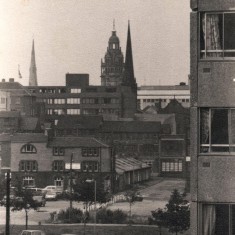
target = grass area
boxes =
[0,224,190,235]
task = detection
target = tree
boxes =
[11,186,39,229]
[72,175,111,212]
[150,189,190,235]
[124,187,143,222]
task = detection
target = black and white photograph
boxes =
[2,0,230,234]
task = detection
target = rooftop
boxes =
[116,157,151,174]
[11,133,48,143]
[48,137,109,148]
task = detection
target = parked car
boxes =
[33,195,46,207]
[45,191,57,201]
[42,186,63,195]
[134,193,144,202]
[20,230,45,235]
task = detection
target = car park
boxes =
[20,230,45,235]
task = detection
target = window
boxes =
[83,109,99,115]
[54,99,65,104]
[161,159,183,172]
[52,160,64,171]
[71,88,81,93]
[200,108,235,153]
[82,148,99,157]
[53,109,63,115]
[1,98,5,104]
[53,147,64,156]
[15,97,21,105]
[67,109,80,115]
[202,204,235,235]
[47,109,53,115]
[67,98,80,104]
[201,12,235,58]
[81,161,99,172]
[23,176,35,187]
[47,99,53,104]
[21,144,37,153]
[82,98,98,104]
[19,161,38,172]
[54,177,63,187]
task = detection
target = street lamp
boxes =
[86,179,96,235]
[5,171,11,235]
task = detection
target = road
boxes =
[0,178,187,225]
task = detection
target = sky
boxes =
[0,0,190,87]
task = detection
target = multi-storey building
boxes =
[138,82,190,110]
[190,0,235,234]
[26,23,137,120]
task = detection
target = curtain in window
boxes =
[200,108,210,152]
[203,205,216,235]
[202,14,222,57]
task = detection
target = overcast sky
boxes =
[0,0,190,87]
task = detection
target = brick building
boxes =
[9,133,115,191]
[0,79,37,116]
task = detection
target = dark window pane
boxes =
[224,13,235,51]
[211,109,228,145]
[232,205,235,235]
[215,204,229,235]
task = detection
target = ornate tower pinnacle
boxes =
[101,23,124,86]
[29,39,38,86]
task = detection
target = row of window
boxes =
[21,144,100,157]
[161,159,183,172]
[82,108,119,115]
[81,98,119,104]
[46,98,80,104]
[39,88,66,94]
[82,148,99,157]
[19,160,99,172]
[22,176,64,187]
[47,109,80,115]
[142,98,189,103]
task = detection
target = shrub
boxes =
[96,208,127,224]
[57,207,84,223]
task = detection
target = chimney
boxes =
[9,78,14,83]
[2,79,5,82]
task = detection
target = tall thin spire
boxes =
[29,39,38,86]
[123,21,136,87]
[113,19,115,31]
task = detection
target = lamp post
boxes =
[5,171,11,235]
[86,179,96,235]
[69,153,73,223]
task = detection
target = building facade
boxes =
[138,83,190,110]
[159,135,186,178]
[0,79,37,116]
[10,133,115,191]
[190,0,235,234]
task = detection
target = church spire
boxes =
[123,21,136,87]
[29,39,38,86]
